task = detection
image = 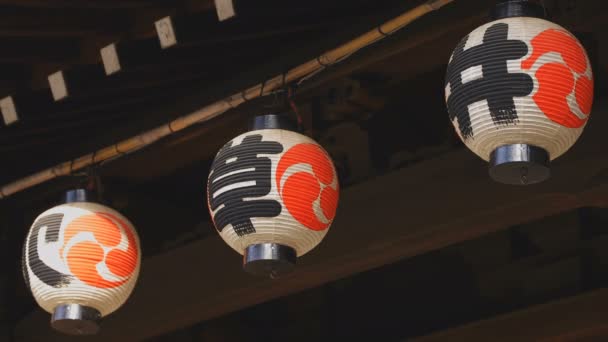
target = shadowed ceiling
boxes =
[1,0,608,341]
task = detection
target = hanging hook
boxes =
[82,164,104,203]
[287,84,303,130]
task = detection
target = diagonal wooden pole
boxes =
[0,0,454,199]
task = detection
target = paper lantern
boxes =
[207,114,339,277]
[444,0,593,185]
[22,189,141,335]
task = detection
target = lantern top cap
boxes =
[250,114,297,132]
[63,188,96,204]
[490,0,547,20]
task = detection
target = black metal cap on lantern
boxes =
[52,188,103,335]
[490,0,547,20]
[250,113,297,131]
[51,304,101,335]
[63,188,95,204]
[246,113,299,277]
[489,144,550,185]
[243,243,297,278]
[487,0,550,185]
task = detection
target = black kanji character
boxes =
[24,213,73,288]
[445,23,534,139]
[208,134,283,236]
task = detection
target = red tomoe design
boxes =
[522,28,593,128]
[276,143,339,231]
[60,212,138,289]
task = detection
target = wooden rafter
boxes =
[0,37,80,63]
[0,7,131,37]
[0,0,171,9]
[415,288,608,341]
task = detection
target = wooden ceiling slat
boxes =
[0,90,54,126]
[0,37,80,63]
[101,38,162,75]
[48,64,107,101]
[154,10,339,49]
[0,7,133,37]
[0,0,171,9]
[414,288,608,341]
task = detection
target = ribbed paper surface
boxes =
[207,129,339,256]
[445,17,593,161]
[23,203,141,317]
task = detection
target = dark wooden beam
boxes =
[153,2,363,49]
[0,0,169,9]
[48,64,107,101]
[0,64,29,82]
[298,1,487,96]
[102,110,245,181]
[73,16,329,98]
[414,288,608,341]
[0,37,80,63]
[0,65,30,125]
[0,82,196,137]
[101,38,161,75]
[183,0,215,13]
[0,90,54,126]
[13,101,608,341]
[44,59,215,103]
[97,31,316,92]
[0,7,132,37]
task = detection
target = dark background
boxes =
[1,0,608,341]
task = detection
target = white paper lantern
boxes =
[444,1,593,185]
[207,115,339,277]
[22,190,141,335]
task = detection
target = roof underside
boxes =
[1,0,608,341]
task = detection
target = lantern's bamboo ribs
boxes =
[0,0,454,199]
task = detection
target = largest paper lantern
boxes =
[207,114,339,277]
[444,0,593,185]
[22,189,141,335]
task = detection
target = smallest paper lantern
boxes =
[207,114,340,277]
[22,189,141,335]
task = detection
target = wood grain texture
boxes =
[414,288,608,341]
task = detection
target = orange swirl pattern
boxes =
[522,28,593,128]
[62,212,138,289]
[276,143,339,231]
[209,129,340,257]
[23,203,141,317]
[444,17,594,161]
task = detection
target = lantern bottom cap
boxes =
[243,243,297,278]
[489,144,550,185]
[51,304,101,335]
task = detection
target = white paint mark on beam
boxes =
[48,71,68,101]
[215,0,236,21]
[0,96,18,125]
[155,16,177,49]
[101,43,121,75]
